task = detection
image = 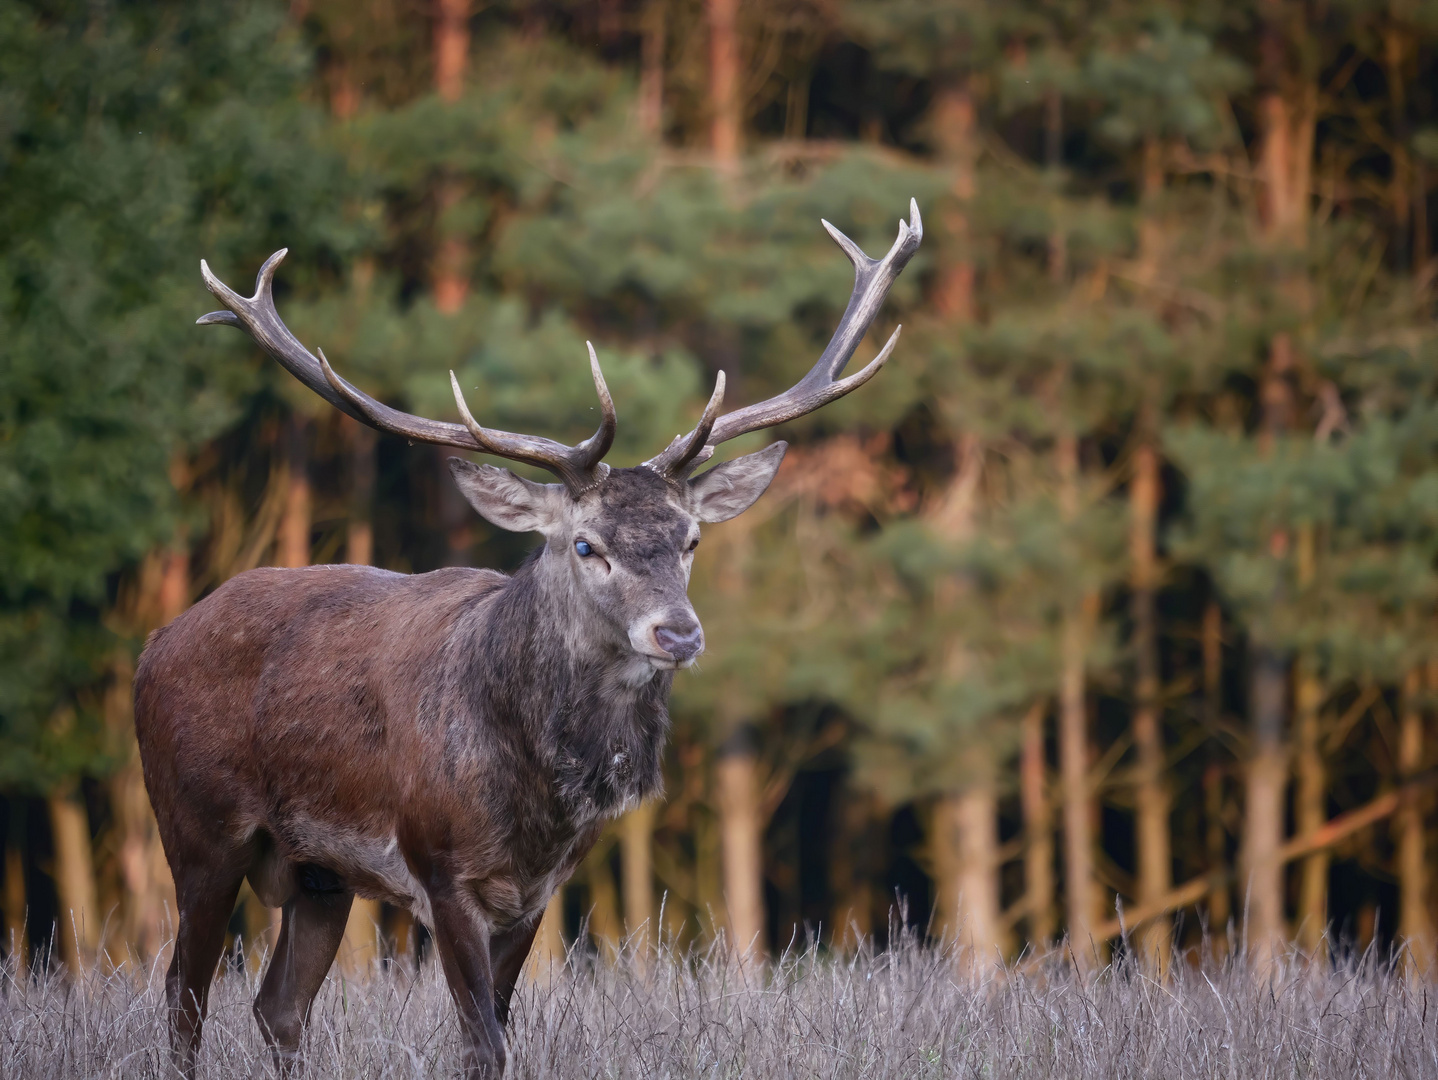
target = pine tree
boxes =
[7,0,1438,974]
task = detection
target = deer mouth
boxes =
[643,652,698,671]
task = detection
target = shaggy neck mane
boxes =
[458,545,672,821]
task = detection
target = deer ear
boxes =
[448,459,566,534]
[688,442,787,523]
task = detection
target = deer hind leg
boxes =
[166,866,245,1080]
[252,867,353,1077]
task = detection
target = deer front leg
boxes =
[429,887,507,1078]
[489,908,544,1027]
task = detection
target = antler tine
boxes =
[447,368,611,493]
[198,249,370,425]
[198,251,616,494]
[573,341,618,468]
[646,199,922,479]
[644,371,726,476]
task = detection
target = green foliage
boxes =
[6,0,1438,835]
[817,0,1438,808]
[1170,409,1438,680]
[0,0,350,790]
[1081,17,1249,147]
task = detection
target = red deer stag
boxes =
[135,200,922,1077]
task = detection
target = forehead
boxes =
[581,467,693,557]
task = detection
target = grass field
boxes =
[4,934,1436,1078]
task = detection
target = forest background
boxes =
[4,0,1438,981]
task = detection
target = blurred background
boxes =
[3,0,1438,980]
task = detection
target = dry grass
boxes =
[4,932,1437,1079]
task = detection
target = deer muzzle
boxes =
[653,620,705,664]
[630,609,705,668]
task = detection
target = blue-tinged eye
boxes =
[575,540,593,557]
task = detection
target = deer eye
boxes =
[575,540,594,557]
[687,537,700,553]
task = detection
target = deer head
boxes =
[197,201,922,673]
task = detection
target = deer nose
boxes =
[654,622,705,662]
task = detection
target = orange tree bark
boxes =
[1396,669,1433,975]
[716,742,764,960]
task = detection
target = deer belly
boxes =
[250,816,434,928]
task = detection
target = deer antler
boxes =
[645,199,923,479]
[197,250,616,494]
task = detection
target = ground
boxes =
[3,937,1435,1078]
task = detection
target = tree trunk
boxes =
[830,784,876,949]
[432,19,474,569]
[931,79,976,321]
[433,0,470,313]
[1396,668,1432,976]
[47,784,98,973]
[620,800,657,966]
[113,542,184,966]
[1255,0,1315,300]
[1292,520,1326,958]
[337,901,380,979]
[926,433,999,971]
[932,776,1006,974]
[1251,9,1311,970]
[113,745,176,965]
[706,0,740,169]
[1045,89,1066,283]
[1203,597,1230,956]
[586,849,623,962]
[524,890,567,984]
[1288,525,1326,959]
[1203,600,1223,727]
[929,432,983,537]
[1242,324,1297,971]
[328,58,359,120]
[1057,433,1100,971]
[1241,646,1287,969]
[1130,141,1171,972]
[278,415,312,570]
[1130,434,1171,972]
[4,803,28,971]
[1135,137,1165,284]
[716,744,764,959]
[345,417,378,568]
[157,544,188,627]
[1203,761,1231,957]
[1256,68,1313,244]
[694,786,727,943]
[1414,159,1429,271]
[638,0,665,138]
[239,881,274,969]
[1292,660,1327,956]
[1059,607,1098,971]
[433,0,470,104]
[1384,26,1411,271]
[1020,699,1054,948]
[784,72,809,140]
[433,179,469,314]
